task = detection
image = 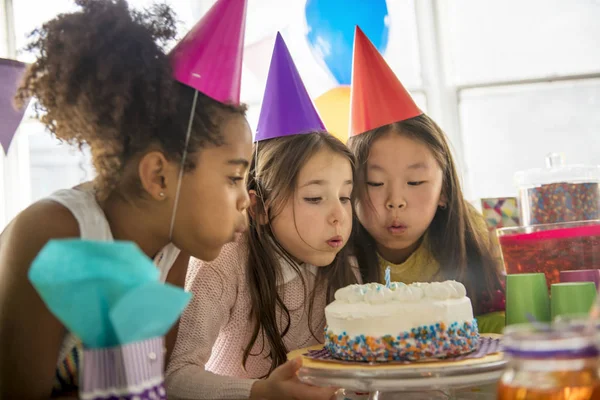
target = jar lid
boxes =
[503,323,599,359]
[514,153,600,187]
[496,219,600,241]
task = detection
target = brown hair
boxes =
[14,0,246,200]
[348,114,503,315]
[244,132,358,375]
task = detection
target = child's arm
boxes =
[0,201,80,399]
[164,251,191,364]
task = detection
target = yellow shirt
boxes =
[377,205,501,285]
[378,234,440,284]
[376,211,506,333]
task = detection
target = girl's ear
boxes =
[438,192,448,209]
[138,151,174,201]
[248,190,269,225]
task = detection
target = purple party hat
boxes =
[255,33,326,142]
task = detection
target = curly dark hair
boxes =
[14,0,247,199]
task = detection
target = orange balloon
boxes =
[314,86,351,143]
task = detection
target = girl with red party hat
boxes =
[0,0,252,398]
[348,27,505,332]
[166,33,356,400]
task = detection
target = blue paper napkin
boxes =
[29,239,190,348]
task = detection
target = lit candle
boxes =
[385,266,391,289]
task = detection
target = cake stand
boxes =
[288,334,505,400]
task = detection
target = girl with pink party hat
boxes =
[347,27,505,333]
[166,33,357,400]
[0,0,253,398]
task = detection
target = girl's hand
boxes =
[250,357,337,400]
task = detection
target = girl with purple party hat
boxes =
[0,0,252,398]
[166,33,358,400]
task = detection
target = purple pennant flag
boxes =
[0,58,29,154]
[254,33,326,142]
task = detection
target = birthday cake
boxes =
[324,281,479,362]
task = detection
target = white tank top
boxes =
[47,187,182,394]
[46,187,180,282]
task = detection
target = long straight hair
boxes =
[244,132,358,376]
[348,114,504,315]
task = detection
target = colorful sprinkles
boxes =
[523,182,599,225]
[325,319,479,362]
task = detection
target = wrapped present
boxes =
[481,197,520,231]
[29,240,191,399]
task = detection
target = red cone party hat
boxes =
[349,26,422,137]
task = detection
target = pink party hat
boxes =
[255,33,325,142]
[169,0,247,104]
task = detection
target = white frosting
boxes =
[393,284,424,302]
[333,280,467,303]
[364,285,392,304]
[448,280,467,297]
[326,280,474,338]
[334,284,366,303]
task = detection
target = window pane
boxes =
[441,0,600,85]
[245,102,261,137]
[245,0,304,45]
[126,0,196,34]
[411,91,427,114]
[13,0,77,62]
[13,0,194,61]
[0,1,8,57]
[23,121,94,202]
[384,0,421,89]
[459,79,600,201]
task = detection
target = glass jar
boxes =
[497,220,600,288]
[515,153,600,226]
[498,323,600,400]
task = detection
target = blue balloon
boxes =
[305,0,389,85]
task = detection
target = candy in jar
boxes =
[498,323,600,400]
